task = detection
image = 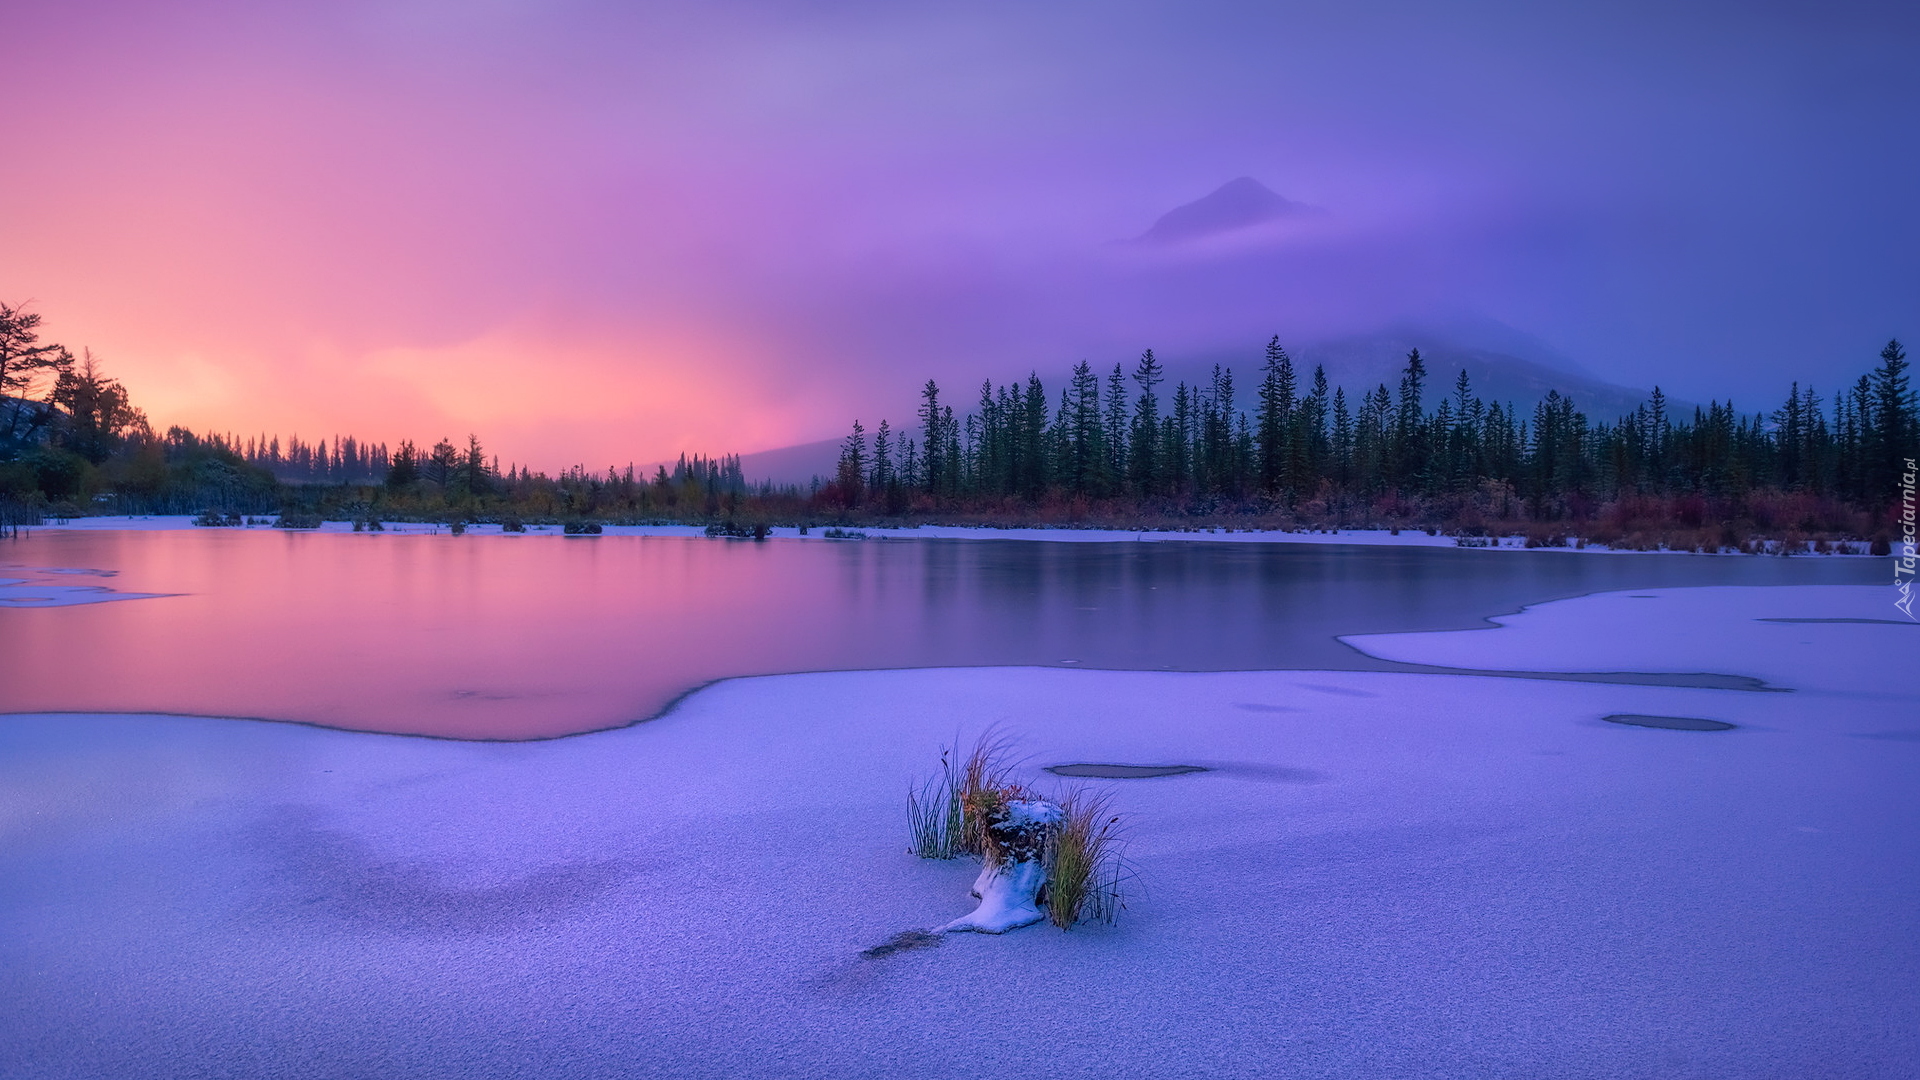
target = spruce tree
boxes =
[1772,383,1805,489]
[1867,339,1915,504]
[462,434,488,496]
[837,420,868,503]
[1298,365,1329,492]
[871,419,893,491]
[1393,349,1428,492]
[942,404,960,494]
[1170,381,1194,495]
[1021,373,1050,497]
[1105,363,1129,492]
[1130,349,1164,493]
[1330,387,1353,488]
[427,438,459,488]
[918,381,944,493]
[1448,370,1477,491]
[1067,360,1103,494]
[1256,337,1295,494]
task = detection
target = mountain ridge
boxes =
[1131,177,1316,246]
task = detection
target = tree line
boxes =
[5,297,1914,545]
[1,302,758,521]
[829,337,1914,541]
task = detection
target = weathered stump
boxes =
[940,799,1063,934]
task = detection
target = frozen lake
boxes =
[2,529,1914,1079]
[0,529,1885,737]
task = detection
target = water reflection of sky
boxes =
[0,532,1883,740]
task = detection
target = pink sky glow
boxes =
[4,0,1914,470]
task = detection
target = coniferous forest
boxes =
[3,301,1914,551]
[824,338,1916,550]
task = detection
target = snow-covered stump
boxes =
[940,798,1064,934]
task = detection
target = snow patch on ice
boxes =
[1342,585,1909,696]
[3,582,1916,1077]
[0,566,172,608]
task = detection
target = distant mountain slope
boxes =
[1146,327,1685,423]
[1290,333,1682,421]
[739,333,1677,486]
[1132,177,1316,246]
[738,437,842,487]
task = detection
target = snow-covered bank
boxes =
[22,514,1880,555]
[3,586,1915,1078]
[1344,585,1916,693]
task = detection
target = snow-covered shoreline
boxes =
[3,585,1914,1078]
[21,514,1880,556]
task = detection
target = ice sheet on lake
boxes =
[1342,584,1912,696]
[31,514,1880,555]
[0,566,173,608]
[1,585,1914,1079]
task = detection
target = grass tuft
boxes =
[1043,787,1131,928]
[907,730,1023,860]
[906,765,962,859]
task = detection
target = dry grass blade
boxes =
[954,729,1021,859]
[1043,787,1130,928]
[908,732,1018,859]
[906,765,962,859]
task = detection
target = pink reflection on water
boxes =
[4,528,1885,740]
[2,531,854,739]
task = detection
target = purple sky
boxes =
[2,0,1914,467]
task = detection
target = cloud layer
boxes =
[3,0,1915,467]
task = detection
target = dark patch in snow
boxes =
[1300,683,1380,698]
[1234,702,1302,713]
[1851,730,1920,742]
[1210,763,1327,784]
[1603,714,1736,732]
[860,930,945,959]
[245,805,637,933]
[1046,763,1208,778]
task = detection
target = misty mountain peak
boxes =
[1135,177,1313,245]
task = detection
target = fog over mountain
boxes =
[735,175,1722,485]
[1130,177,1319,246]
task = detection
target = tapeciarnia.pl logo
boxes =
[1897,457,1916,621]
